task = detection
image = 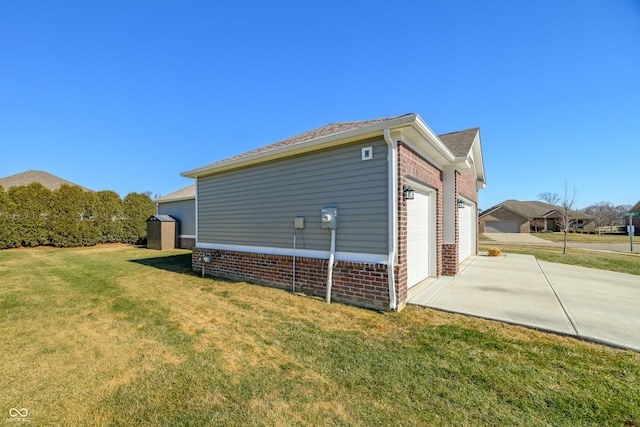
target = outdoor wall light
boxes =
[458,199,466,209]
[403,185,415,201]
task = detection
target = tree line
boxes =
[0,183,157,249]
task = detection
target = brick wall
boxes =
[457,157,479,203]
[192,248,392,311]
[442,243,459,275]
[457,158,480,261]
[397,142,444,301]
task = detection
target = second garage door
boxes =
[458,201,476,262]
[485,220,520,233]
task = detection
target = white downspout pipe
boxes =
[384,129,398,310]
[326,228,336,303]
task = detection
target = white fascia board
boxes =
[398,120,457,169]
[195,242,388,264]
[453,157,471,170]
[412,116,457,163]
[471,131,486,186]
[182,115,421,178]
[157,195,196,204]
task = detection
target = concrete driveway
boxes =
[481,233,553,244]
[409,254,640,352]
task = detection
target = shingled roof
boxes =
[191,114,411,172]
[481,199,593,220]
[182,113,486,186]
[155,184,195,203]
[0,170,91,191]
[438,128,480,157]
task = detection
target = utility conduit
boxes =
[326,228,336,303]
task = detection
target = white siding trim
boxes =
[195,242,388,264]
[179,234,196,239]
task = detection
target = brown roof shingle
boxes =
[155,184,195,202]
[0,170,91,191]
[438,128,479,157]
[191,114,412,171]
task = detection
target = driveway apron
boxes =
[539,261,640,351]
[409,254,640,351]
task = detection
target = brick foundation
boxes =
[193,248,393,311]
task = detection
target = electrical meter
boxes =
[321,208,338,229]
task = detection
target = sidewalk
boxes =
[409,254,640,352]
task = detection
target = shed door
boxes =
[458,201,476,262]
[485,220,520,233]
[407,190,434,288]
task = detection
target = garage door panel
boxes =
[485,220,520,233]
[459,202,476,262]
[407,191,432,288]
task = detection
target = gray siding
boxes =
[158,199,196,236]
[198,138,389,255]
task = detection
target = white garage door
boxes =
[485,220,520,233]
[407,191,433,288]
[458,201,476,262]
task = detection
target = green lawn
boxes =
[532,232,640,244]
[479,238,640,276]
[1,245,639,426]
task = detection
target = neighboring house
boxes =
[0,170,91,191]
[630,200,640,236]
[155,184,196,249]
[479,200,595,233]
[182,113,486,311]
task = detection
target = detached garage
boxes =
[182,114,486,311]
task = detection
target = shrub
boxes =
[0,184,157,249]
[487,247,502,257]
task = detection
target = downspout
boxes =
[384,129,398,310]
[326,228,336,303]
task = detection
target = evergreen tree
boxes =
[0,186,18,249]
[94,190,125,243]
[122,192,156,244]
[8,183,52,247]
[49,185,100,247]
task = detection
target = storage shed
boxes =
[146,215,179,250]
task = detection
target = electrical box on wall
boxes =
[294,217,305,229]
[321,208,338,229]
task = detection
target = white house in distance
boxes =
[181,113,486,311]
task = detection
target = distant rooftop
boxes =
[155,184,195,203]
[0,170,91,191]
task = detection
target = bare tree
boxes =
[555,182,579,254]
[583,202,632,232]
[538,192,561,205]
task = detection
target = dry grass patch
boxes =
[1,245,639,426]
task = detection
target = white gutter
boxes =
[384,128,397,310]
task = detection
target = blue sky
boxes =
[1,1,638,210]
